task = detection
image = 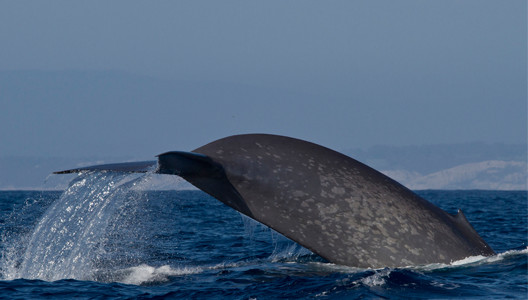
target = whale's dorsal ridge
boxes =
[190,134,495,267]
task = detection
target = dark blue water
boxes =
[0,173,526,299]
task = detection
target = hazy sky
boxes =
[0,1,526,159]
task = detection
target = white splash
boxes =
[355,268,391,287]
[119,264,202,285]
[3,172,149,281]
[416,247,528,271]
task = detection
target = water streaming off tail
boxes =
[240,214,312,262]
[8,172,148,281]
[0,170,310,284]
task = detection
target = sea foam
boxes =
[119,264,202,285]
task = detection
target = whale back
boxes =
[183,134,494,267]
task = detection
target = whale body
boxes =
[55,134,494,268]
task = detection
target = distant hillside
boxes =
[346,143,526,174]
[346,143,527,190]
[382,160,527,190]
[1,143,526,190]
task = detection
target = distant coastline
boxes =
[1,142,526,191]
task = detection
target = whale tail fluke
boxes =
[53,160,157,174]
[53,151,218,177]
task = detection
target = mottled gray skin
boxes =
[56,134,495,268]
[172,134,494,268]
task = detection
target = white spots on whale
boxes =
[278,180,289,188]
[300,198,314,208]
[331,186,345,196]
[404,245,422,256]
[292,190,306,198]
[373,222,389,237]
[316,203,339,218]
[385,246,398,254]
[410,226,419,235]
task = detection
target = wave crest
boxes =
[119,264,202,285]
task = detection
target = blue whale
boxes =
[55,134,495,268]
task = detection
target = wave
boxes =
[288,247,528,278]
[308,247,528,293]
[414,247,528,271]
[117,264,202,285]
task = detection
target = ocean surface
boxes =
[0,172,526,299]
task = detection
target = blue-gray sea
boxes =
[0,172,526,299]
